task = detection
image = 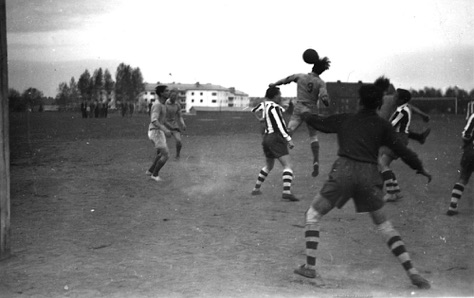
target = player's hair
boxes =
[359,84,384,109]
[374,76,390,92]
[265,86,281,99]
[155,85,168,97]
[312,57,331,75]
[396,88,412,103]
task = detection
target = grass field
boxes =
[0,110,473,298]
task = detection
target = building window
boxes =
[212,92,217,96]
[200,92,203,96]
[191,92,194,95]
[200,99,203,103]
[192,99,194,103]
[212,100,217,103]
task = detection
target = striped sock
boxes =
[379,221,418,276]
[254,167,269,190]
[382,170,400,195]
[282,169,294,195]
[449,183,464,212]
[392,173,401,194]
[305,223,320,270]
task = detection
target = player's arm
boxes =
[383,124,431,182]
[269,74,299,87]
[176,105,186,131]
[303,113,348,134]
[272,106,293,148]
[151,105,171,135]
[251,102,265,121]
[409,104,430,122]
[461,113,474,147]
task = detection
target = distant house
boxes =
[136,82,250,113]
[321,80,367,115]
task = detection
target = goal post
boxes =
[0,0,11,260]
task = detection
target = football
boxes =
[302,48,319,64]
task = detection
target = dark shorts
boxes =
[460,146,474,181]
[262,133,289,159]
[320,157,384,213]
[379,133,409,159]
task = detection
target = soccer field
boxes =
[1,111,473,297]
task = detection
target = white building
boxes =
[137,82,249,113]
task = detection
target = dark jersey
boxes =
[304,109,424,171]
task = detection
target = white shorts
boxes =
[148,129,168,149]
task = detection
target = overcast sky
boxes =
[6,0,474,98]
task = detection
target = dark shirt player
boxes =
[293,82,432,290]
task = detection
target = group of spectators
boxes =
[80,100,109,118]
[120,102,135,117]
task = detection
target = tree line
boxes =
[8,62,145,112]
[7,67,474,112]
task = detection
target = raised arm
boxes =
[409,104,430,122]
[302,113,348,134]
[269,74,299,87]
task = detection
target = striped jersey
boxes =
[252,101,291,142]
[462,113,474,144]
[390,103,411,134]
[274,73,328,104]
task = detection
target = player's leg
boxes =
[252,158,275,195]
[370,209,430,289]
[307,125,320,177]
[147,130,161,175]
[294,193,333,284]
[172,131,183,159]
[151,145,169,181]
[379,151,402,201]
[149,130,169,181]
[447,151,472,215]
[287,116,302,136]
[147,148,162,175]
[277,154,298,201]
[408,128,431,145]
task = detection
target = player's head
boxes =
[311,57,331,75]
[155,84,170,100]
[169,88,179,102]
[359,84,384,110]
[374,76,390,93]
[265,86,281,103]
[396,88,411,105]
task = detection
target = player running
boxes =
[250,86,299,201]
[446,112,474,216]
[268,48,330,177]
[146,85,171,182]
[165,89,187,160]
[294,82,432,289]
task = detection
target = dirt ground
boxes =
[0,111,473,298]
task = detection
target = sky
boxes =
[5,0,474,98]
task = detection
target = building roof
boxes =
[144,82,248,96]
